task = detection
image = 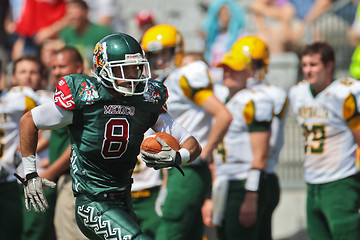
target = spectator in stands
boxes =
[136,9,155,42]
[290,0,338,43]
[11,0,67,61]
[0,0,10,70]
[291,0,334,23]
[348,1,360,47]
[247,0,299,90]
[249,0,296,54]
[39,39,65,90]
[200,0,246,82]
[290,0,356,78]
[58,0,113,73]
[84,0,124,31]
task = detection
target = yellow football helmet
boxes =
[141,24,184,77]
[232,36,269,79]
[217,49,251,72]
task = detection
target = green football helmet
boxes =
[92,33,151,96]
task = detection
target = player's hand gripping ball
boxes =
[141,132,180,153]
[140,132,181,169]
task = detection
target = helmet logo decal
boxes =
[143,82,162,104]
[93,42,105,69]
[79,79,99,104]
[125,53,142,60]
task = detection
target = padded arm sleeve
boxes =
[151,112,192,145]
[31,102,73,130]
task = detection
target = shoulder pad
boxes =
[181,61,211,89]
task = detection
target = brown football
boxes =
[141,132,180,153]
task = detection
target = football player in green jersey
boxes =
[17,33,202,240]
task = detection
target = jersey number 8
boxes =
[101,118,129,159]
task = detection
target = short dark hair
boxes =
[55,46,84,64]
[301,41,335,66]
[68,0,89,10]
[12,55,46,78]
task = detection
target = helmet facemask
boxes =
[146,47,176,79]
[93,41,151,96]
[100,57,151,96]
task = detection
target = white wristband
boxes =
[245,169,262,192]
[23,155,37,175]
[179,148,190,164]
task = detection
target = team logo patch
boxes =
[143,82,161,104]
[54,78,76,109]
[79,79,99,104]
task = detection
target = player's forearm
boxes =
[20,111,38,158]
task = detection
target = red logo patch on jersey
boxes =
[54,78,75,110]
